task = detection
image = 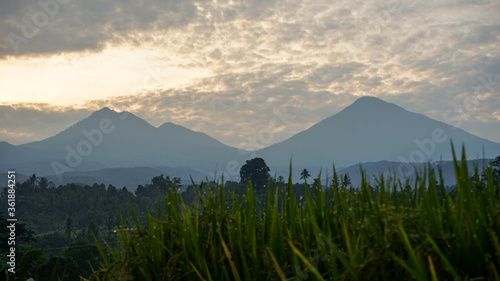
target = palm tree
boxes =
[300,169,311,183]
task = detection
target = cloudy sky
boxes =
[0,0,499,149]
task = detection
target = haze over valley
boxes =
[1,97,499,189]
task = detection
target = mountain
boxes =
[0,141,73,175]
[256,96,500,177]
[10,108,247,178]
[1,97,499,186]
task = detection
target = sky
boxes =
[0,0,499,150]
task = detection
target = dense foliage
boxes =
[0,174,187,235]
[240,157,271,191]
[89,149,500,281]
[0,174,187,280]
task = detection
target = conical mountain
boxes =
[258,96,500,173]
[23,107,155,150]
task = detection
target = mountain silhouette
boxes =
[257,96,500,176]
[1,97,499,184]
[16,108,246,178]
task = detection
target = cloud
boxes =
[79,70,360,149]
[0,0,210,57]
[0,103,91,144]
[0,0,499,146]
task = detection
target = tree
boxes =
[240,158,270,191]
[38,177,49,189]
[300,169,311,183]
[27,174,38,188]
[493,156,500,185]
[312,178,320,189]
[135,184,146,196]
[343,173,351,187]
[483,155,500,186]
[277,176,285,185]
[107,184,117,193]
[173,177,182,190]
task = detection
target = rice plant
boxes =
[87,148,500,281]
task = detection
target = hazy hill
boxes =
[1,97,499,185]
[43,166,205,192]
[18,108,247,176]
[257,97,500,178]
[336,159,492,188]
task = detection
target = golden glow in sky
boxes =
[0,0,498,146]
[0,47,211,105]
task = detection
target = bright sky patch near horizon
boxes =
[0,0,499,149]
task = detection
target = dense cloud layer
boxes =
[0,0,499,146]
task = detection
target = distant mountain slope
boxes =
[1,97,499,184]
[258,97,500,176]
[43,166,205,192]
[17,108,247,175]
[337,159,492,188]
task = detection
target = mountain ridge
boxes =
[1,96,499,183]
[256,96,500,177]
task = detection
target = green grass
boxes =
[87,148,500,281]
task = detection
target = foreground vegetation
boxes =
[89,148,500,281]
[0,175,187,280]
